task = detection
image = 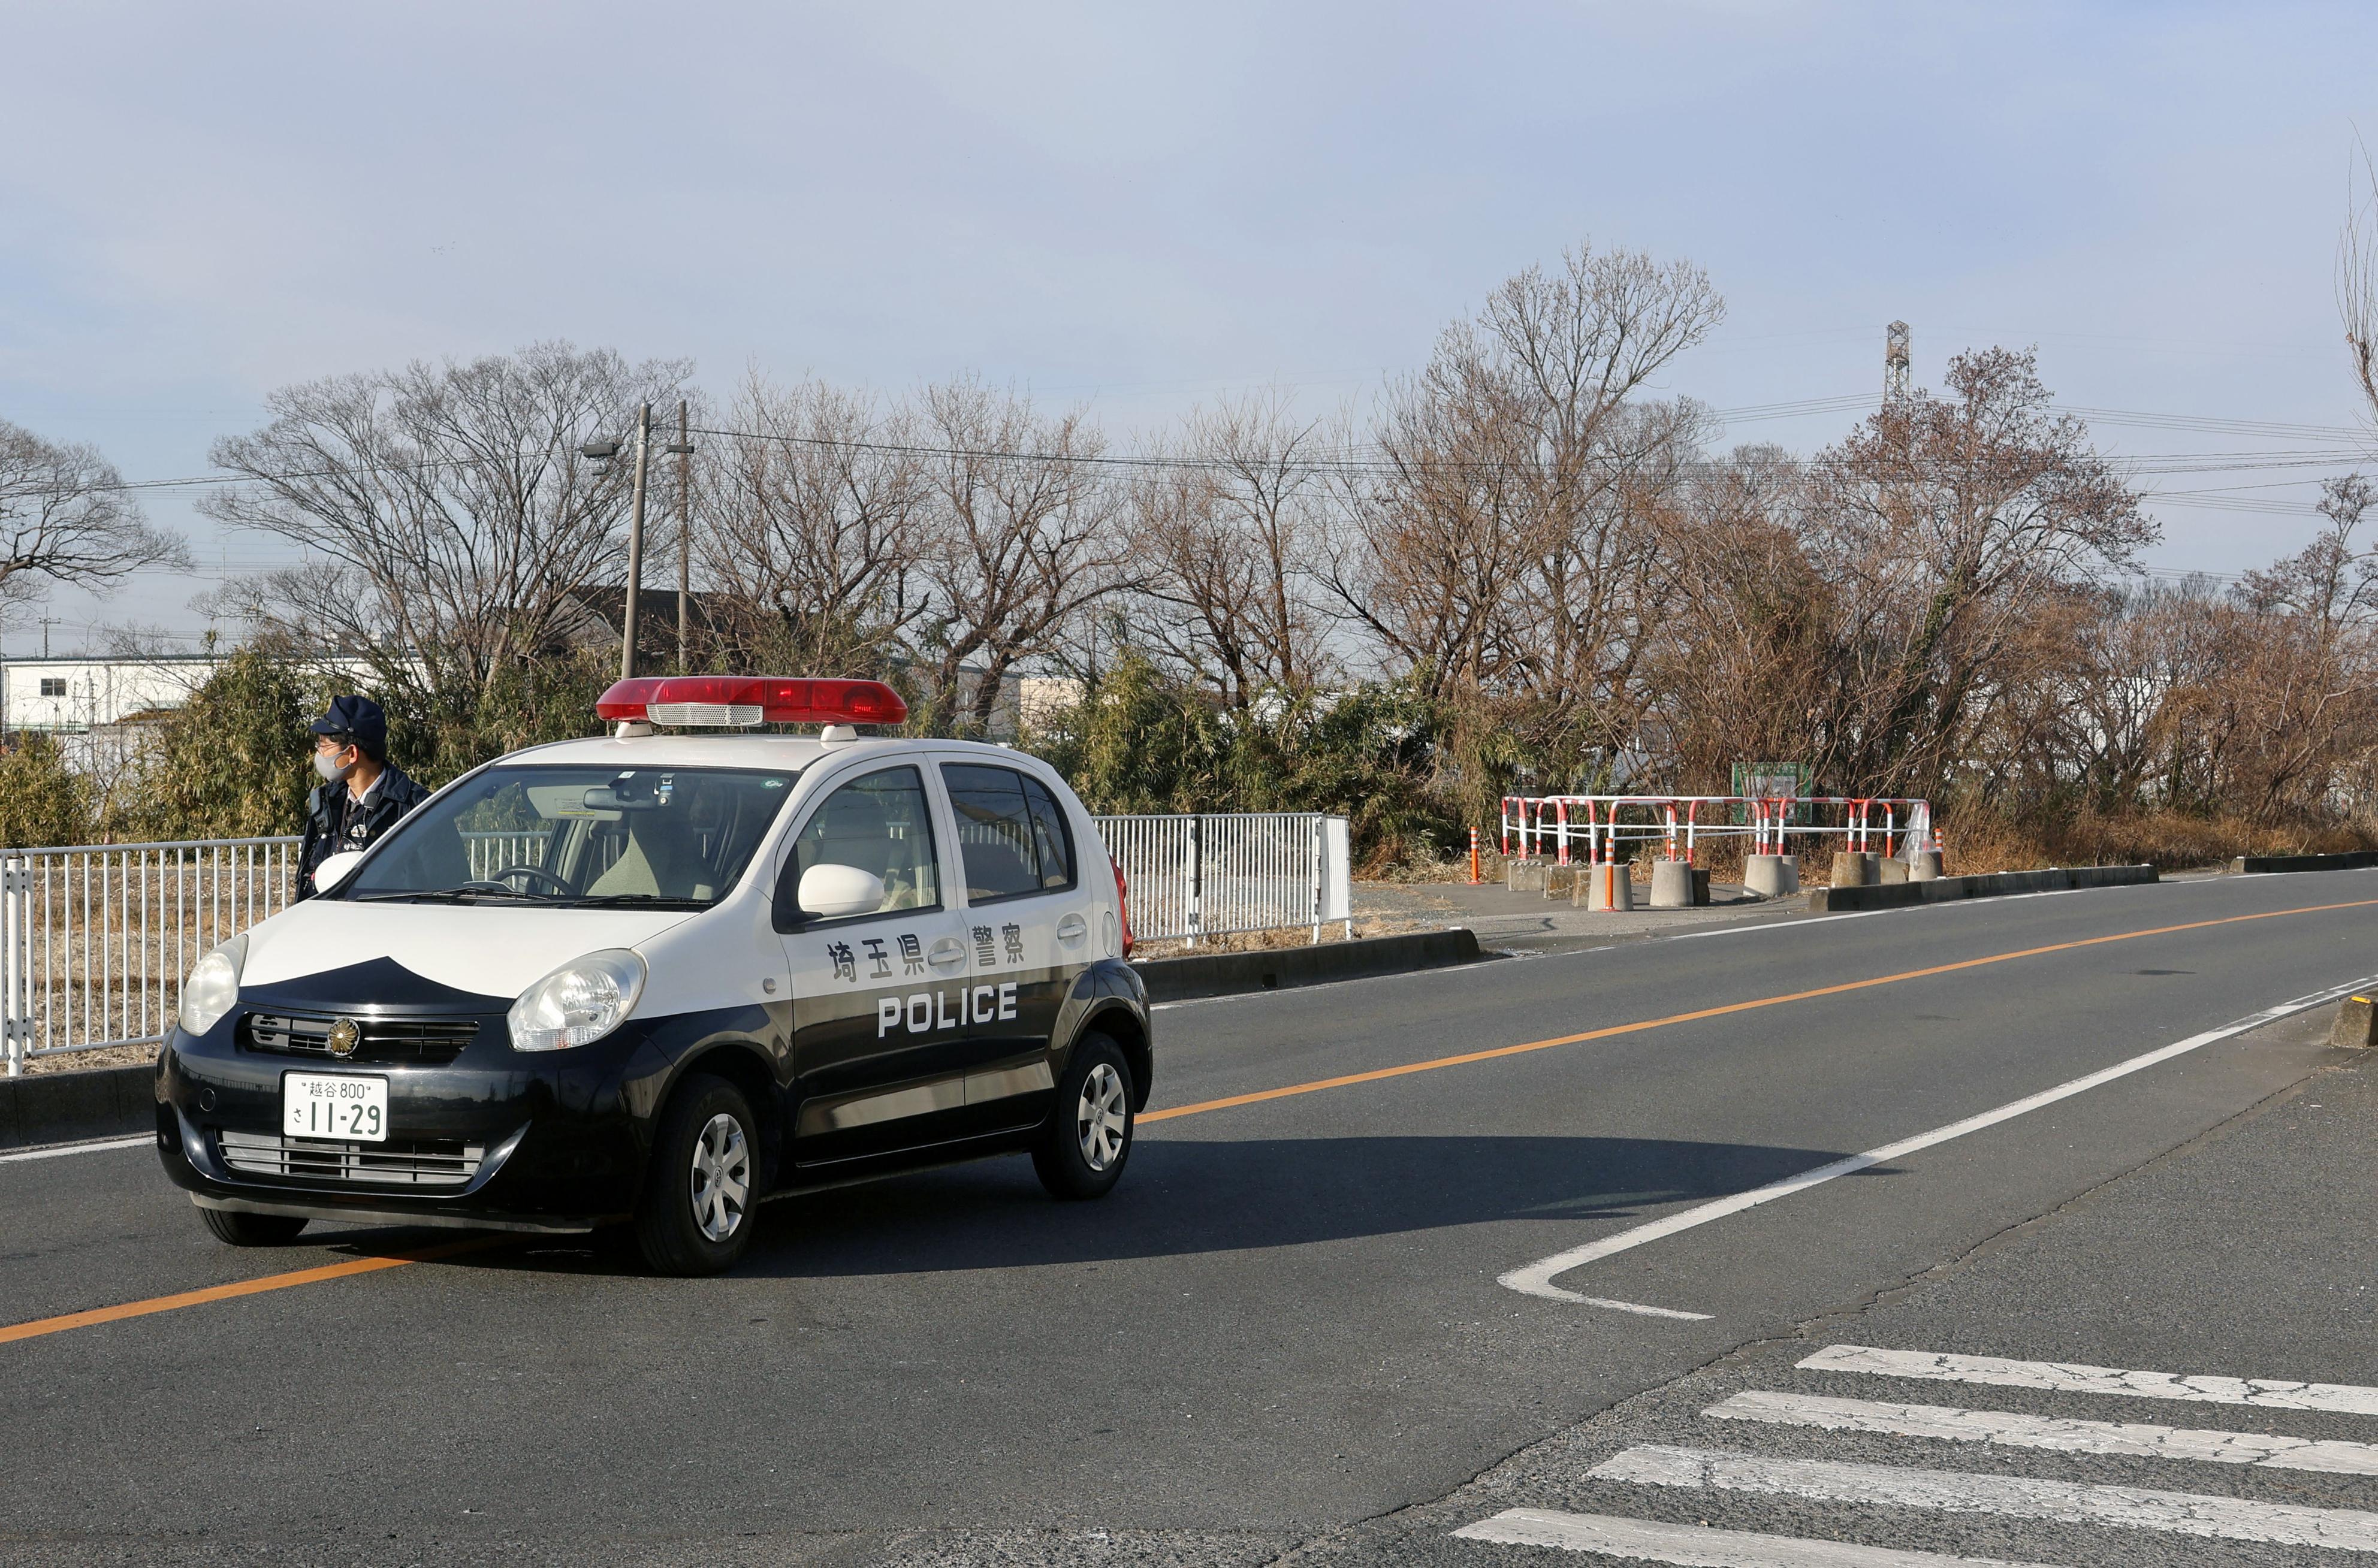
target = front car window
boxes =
[341,765,797,907]
[784,766,941,919]
[943,763,1074,902]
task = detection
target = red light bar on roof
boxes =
[594,676,909,728]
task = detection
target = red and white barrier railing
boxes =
[1498,793,1939,867]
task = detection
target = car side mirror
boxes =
[795,863,886,922]
[313,850,367,894]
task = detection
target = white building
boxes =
[0,655,228,735]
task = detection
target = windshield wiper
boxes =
[348,887,549,905]
[564,893,711,910]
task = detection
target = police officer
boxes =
[296,695,432,899]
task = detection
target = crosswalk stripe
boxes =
[1708,1390,2378,1475]
[1590,1443,2378,1551]
[1453,1507,2059,1565]
[1800,1345,2378,1416]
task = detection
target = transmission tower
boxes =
[1885,321,1911,401]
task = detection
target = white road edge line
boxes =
[1797,1345,2378,1417]
[1707,1389,2378,1475]
[0,1134,153,1165]
[1497,972,2378,1307]
[1590,1443,2378,1551]
[1453,1507,2057,1566]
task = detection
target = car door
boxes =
[775,762,979,1167]
[938,759,1090,1126]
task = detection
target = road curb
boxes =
[1806,864,2157,914]
[1136,928,1486,1003]
[0,1062,156,1151]
[2231,851,2378,875]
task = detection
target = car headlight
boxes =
[508,948,647,1052]
[178,933,247,1037]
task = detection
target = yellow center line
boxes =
[5,893,2374,1347]
[0,1235,504,1346]
[1139,896,2378,1123]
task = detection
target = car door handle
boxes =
[1055,913,1087,945]
[928,937,968,972]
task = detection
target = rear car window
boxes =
[943,763,1075,902]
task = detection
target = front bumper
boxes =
[157,1007,659,1231]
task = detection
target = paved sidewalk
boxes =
[1355,875,1804,951]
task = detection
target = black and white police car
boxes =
[156,676,1149,1275]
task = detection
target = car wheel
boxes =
[200,1207,309,1246]
[634,1073,759,1276]
[1032,1034,1134,1200]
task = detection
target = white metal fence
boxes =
[1092,812,1350,947]
[1,812,1353,1072]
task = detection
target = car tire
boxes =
[1033,1033,1134,1201]
[200,1207,309,1246]
[634,1073,759,1276]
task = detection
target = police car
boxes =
[155,677,1149,1275]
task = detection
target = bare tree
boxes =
[909,381,1134,734]
[2341,141,2378,424]
[2238,473,2378,631]
[693,374,929,675]
[1130,389,1336,709]
[1801,348,2153,794]
[1326,240,1724,787]
[201,342,688,705]
[0,420,188,623]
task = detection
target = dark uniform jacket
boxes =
[296,765,433,899]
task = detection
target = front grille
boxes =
[241,1011,483,1064]
[216,1128,485,1188]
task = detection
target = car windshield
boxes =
[339,764,798,907]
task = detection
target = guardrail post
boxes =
[2,855,29,1076]
[1309,814,1323,945]
[1185,815,1203,948]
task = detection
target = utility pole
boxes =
[619,402,653,682]
[674,400,692,673]
[1885,321,1911,403]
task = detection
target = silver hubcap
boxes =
[689,1112,750,1243]
[1076,1062,1128,1172]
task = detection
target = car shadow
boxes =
[735,1132,1871,1278]
[306,1133,1879,1279]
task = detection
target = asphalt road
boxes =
[5,870,2378,1566]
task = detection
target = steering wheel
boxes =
[470,864,574,896]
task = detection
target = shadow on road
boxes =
[301,1132,1869,1281]
[737,1131,1863,1277]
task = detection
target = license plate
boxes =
[282,1072,389,1143]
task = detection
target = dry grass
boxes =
[19,1041,159,1075]
[1948,808,2378,874]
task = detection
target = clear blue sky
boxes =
[1,2,2370,651]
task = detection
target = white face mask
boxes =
[314,750,352,783]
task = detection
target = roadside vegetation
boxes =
[13,208,2378,872]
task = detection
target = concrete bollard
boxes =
[1908,850,1944,881]
[1830,850,1873,888]
[1745,854,1800,898]
[1505,858,1547,895]
[1649,859,1695,909]
[1580,861,1635,911]
[1877,856,1911,884]
[2331,995,2378,1048]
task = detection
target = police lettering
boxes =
[876,981,1018,1038]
